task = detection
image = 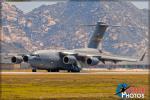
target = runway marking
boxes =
[1,71,149,75]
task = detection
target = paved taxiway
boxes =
[1,71,149,75]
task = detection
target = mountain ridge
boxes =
[1,1,148,57]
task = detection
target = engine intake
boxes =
[63,56,77,64]
[86,57,99,66]
[11,56,23,64]
[23,55,29,62]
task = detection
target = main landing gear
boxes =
[32,68,37,72]
[47,69,59,72]
[67,64,81,73]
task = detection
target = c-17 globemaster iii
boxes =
[11,22,146,72]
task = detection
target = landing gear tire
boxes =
[70,64,81,73]
[32,68,36,72]
[51,69,55,72]
[71,70,80,73]
[47,69,51,72]
[51,69,59,72]
[68,70,71,72]
[56,69,59,72]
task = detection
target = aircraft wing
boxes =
[77,53,138,63]
[99,48,146,62]
[3,53,26,59]
[60,52,137,64]
[100,55,138,62]
[60,48,146,64]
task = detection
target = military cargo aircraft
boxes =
[11,22,146,72]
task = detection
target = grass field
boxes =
[1,73,149,100]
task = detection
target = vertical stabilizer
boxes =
[88,22,108,49]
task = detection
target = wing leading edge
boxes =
[100,49,146,62]
[59,48,146,64]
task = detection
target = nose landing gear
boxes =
[32,68,37,72]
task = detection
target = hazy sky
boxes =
[8,1,149,13]
[132,1,149,9]
[8,1,57,13]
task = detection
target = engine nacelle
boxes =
[11,56,23,64]
[63,56,77,64]
[23,55,29,62]
[23,55,37,63]
[86,57,99,66]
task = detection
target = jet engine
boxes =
[11,56,23,64]
[63,56,77,64]
[23,55,29,62]
[23,55,37,63]
[86,57,99,66]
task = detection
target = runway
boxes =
[1,71,149,75]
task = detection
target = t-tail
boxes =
[88,22,108,49]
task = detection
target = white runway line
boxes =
[1,71,149,75]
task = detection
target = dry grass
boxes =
[1,74,149,100]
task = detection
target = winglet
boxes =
[139,48,147,61]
